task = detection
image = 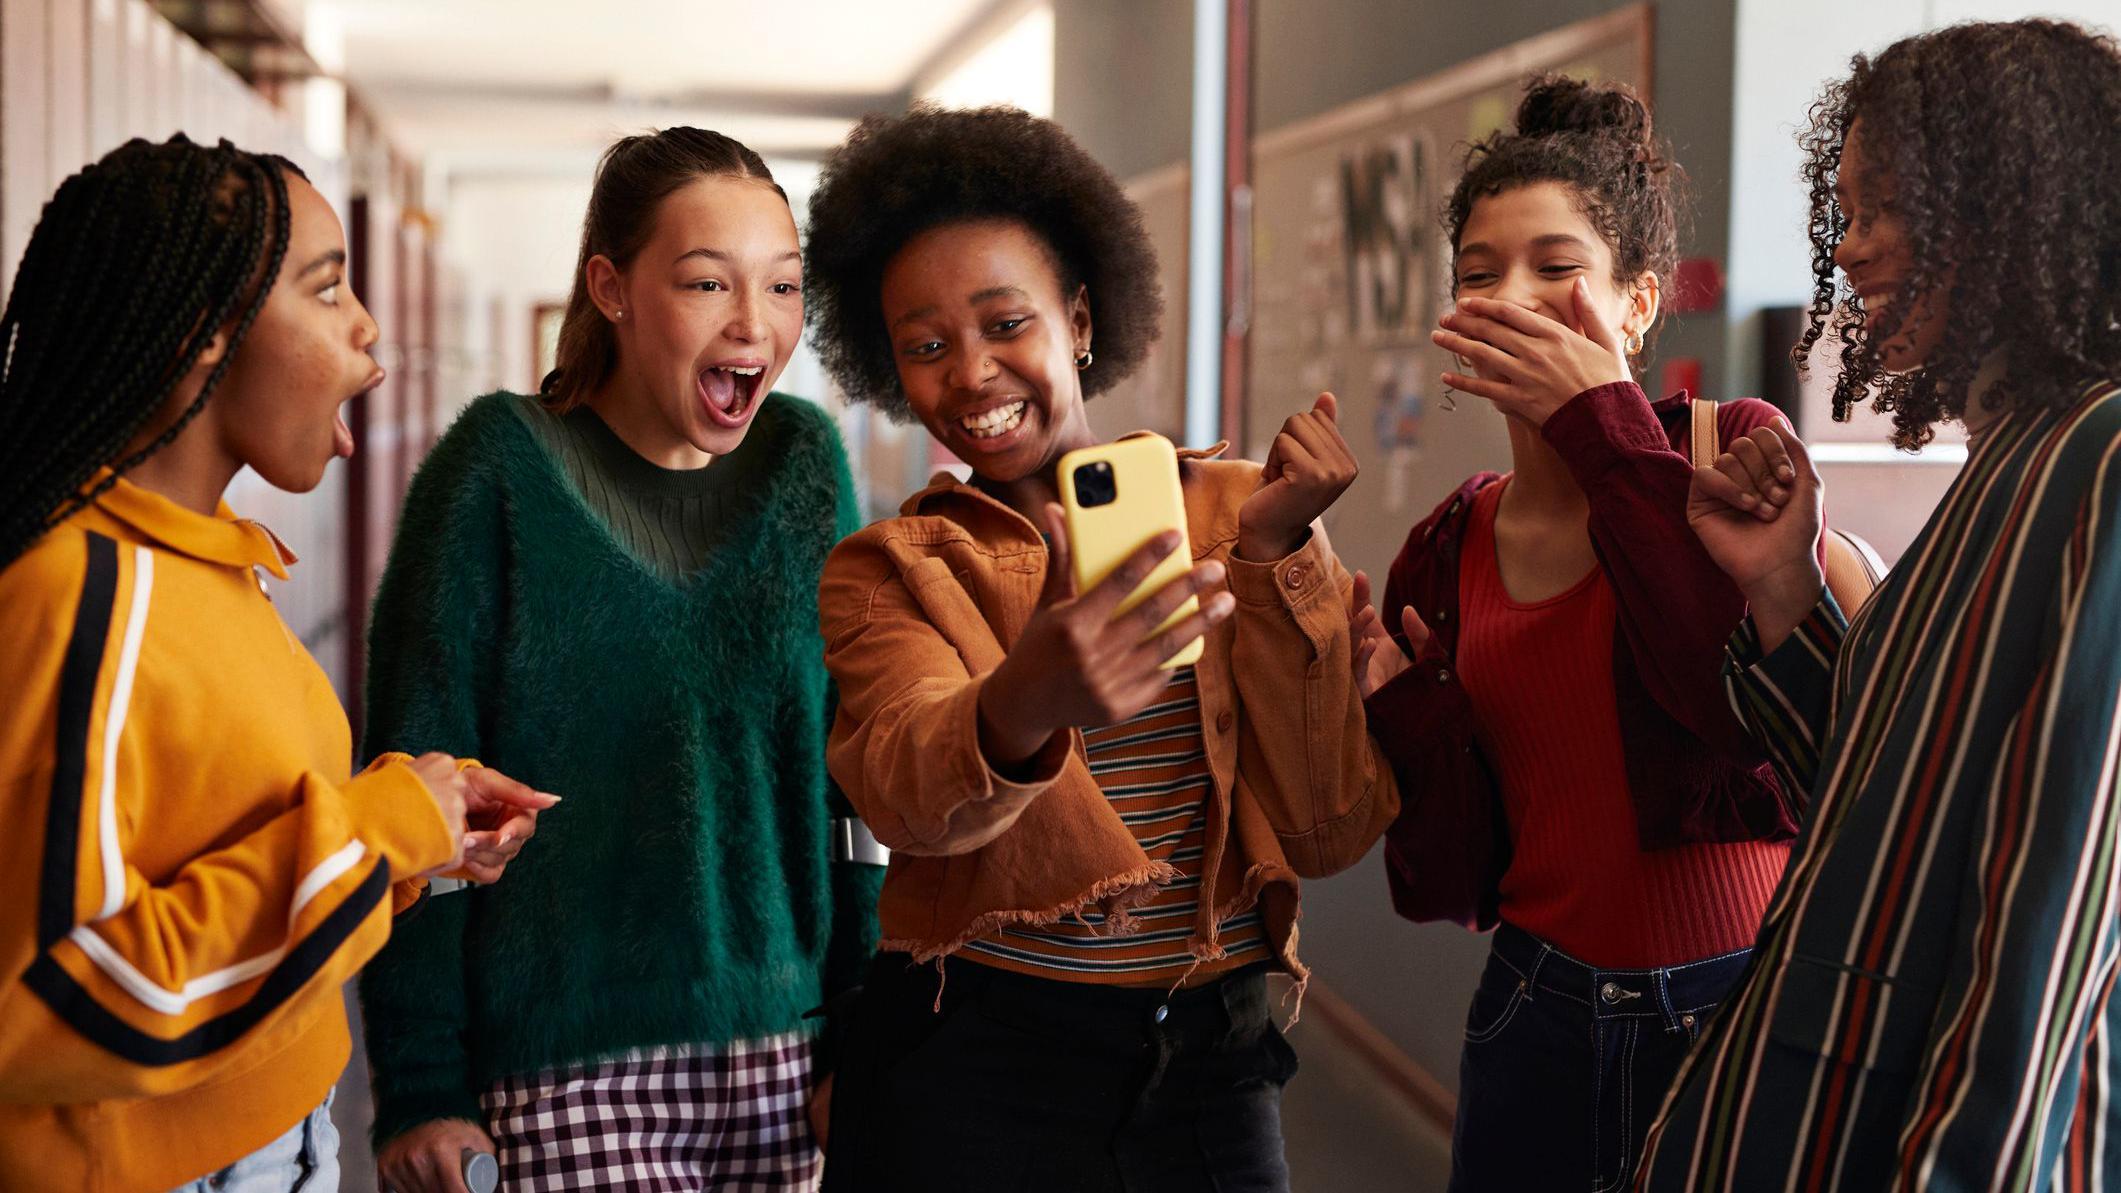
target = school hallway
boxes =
[4,0,2107,1187]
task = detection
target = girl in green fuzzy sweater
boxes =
[356,127,881,1192]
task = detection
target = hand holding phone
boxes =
[976,478,1236,769]
[1057,435,1204,668]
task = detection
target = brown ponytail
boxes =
[541,127,784,412]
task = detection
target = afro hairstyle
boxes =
[802,104,1163,421]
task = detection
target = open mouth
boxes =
[1849,273,1897,313]
[335,368,387,459]
[959,399,1027,441]
[333,410,356,459]
[698,364,765,429]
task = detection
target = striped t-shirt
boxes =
[963,666,1268,985]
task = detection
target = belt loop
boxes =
[1654,967,1682,1033]
[1217,971,1243,1043]
[1524,942,1554,999]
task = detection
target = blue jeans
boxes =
[1449,924,1750,1193]
[169,1091,338,1193]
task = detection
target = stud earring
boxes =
[1074,350,1093,369]
[613,309,625,321]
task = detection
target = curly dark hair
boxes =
[803,104,1162,420]
[1444,74,1685,357]
[0,135,299,567]
[1796,19,2121,450]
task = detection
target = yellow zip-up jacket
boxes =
[0,478,456,1192]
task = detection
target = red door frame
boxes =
[1219,0,1253,448]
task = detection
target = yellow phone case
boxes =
[1057,434,1203,669]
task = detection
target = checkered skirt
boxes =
[480,1031,819,1191]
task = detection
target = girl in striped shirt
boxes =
[1638,19,2121,1190]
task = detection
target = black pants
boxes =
[1450,923,1753,1193]
[822,953,1297,1193]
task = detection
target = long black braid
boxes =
[0,134,301,567]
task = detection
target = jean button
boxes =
[1599,981,1623,1005]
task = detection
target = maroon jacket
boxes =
[1367,382,1802,930]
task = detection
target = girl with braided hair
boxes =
[1348,75,1867,1191]
[0,135,553,1193]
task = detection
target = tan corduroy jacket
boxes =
[819,439,1400,986]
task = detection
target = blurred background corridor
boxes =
[3,0,2115,1187]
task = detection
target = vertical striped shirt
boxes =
[964,666,1269,985]
[1637,379,2121,1191]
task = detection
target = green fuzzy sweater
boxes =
[355,391,881,1143]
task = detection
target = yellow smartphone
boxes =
[1057,434,1203,669]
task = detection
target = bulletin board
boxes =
[1241,5,1653,583]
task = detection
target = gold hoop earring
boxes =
[1624,331,1644,356]
[1074,350,1093,369]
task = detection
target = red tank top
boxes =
[1456,479,1788,968]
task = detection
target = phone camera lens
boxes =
[1073,461,1118,508]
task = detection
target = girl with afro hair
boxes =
[803,104,1399,1191]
